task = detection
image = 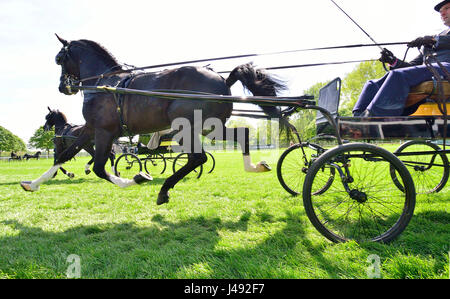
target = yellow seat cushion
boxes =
[406,80,450,107]
[410,103,450,116]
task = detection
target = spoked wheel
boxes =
[303,143,416,243]
[172,153,203,179]
[114,153,142,179]
[277,143,335,196]
[390,140,449,194]
[204,151,216,174]
[144,153,167,175]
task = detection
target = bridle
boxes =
[56,42,122,91]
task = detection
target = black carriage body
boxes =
[339,116,450,140]
[314,77,450,141]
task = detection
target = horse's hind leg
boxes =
[55,167,74,179]
[215,127,271,172]
[82,144,96,175]
[92,128,152,188]
[158,151,207,205]
[157,132,207,205]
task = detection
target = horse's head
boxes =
[55,34,121,95]
[55,34,81,95]
[44,107,67,131]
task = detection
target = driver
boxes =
[353,0,450,117]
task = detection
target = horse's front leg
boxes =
[20,132,91,191]
[158,150,207,205]
[92,128,152,188]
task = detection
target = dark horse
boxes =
[21,35,289,205]
[43,107,116,178]
[23,151,41,160]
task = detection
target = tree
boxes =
[287,61,386,142]
[289,81,329,142]
[339,61,385,116]
[0,126,26,155]
[28,126,54,156]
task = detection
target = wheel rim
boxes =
[277,143,334,196]
[115,154,142,180]
[391,141,449,194]
[144,154,167,175]
[303,144,415,243]
[172,153,203,179]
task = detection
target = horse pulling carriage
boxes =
[20,35,450,244]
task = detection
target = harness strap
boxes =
[112,75,134,137]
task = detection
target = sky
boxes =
[0,0,446,143]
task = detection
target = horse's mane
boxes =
[75,39,120,67]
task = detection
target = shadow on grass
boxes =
[0,210,316,279]
[0,208,448,279]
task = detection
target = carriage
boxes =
[58,71,450,244]
[76,77,448,244]
[275,76,449,243]
[23,35,450,245]
[113,132,216,180]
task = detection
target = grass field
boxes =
[0,147,449,279]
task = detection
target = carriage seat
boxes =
[147,129,177,150]
[406,80,450,116]
[316,77,341,135]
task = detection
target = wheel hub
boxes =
[349,189,367,203]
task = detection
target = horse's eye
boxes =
[55,53,63,65]
[55,48,68,65]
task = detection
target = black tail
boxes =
[226,63,293,139]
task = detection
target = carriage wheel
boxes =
[172,153,203,179]
[144,153,167,175]
[204,151,216,174]
[302,143,416,243]
[114,153,142,180]
[390,140,449,194]
[277,143,335,196]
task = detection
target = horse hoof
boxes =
[157,192,169,205]
[256,161,272,172]
[133,172,153,184]
[20,181,38,192]
[85,169,91,175]
[68,173,75,178]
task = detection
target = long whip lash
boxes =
[329,0,384,50]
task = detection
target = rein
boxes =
[71,42,408,85]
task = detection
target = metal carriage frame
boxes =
[113,135,216,180]
[72,80,449,244]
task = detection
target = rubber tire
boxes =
[204,151,216,174]
[114,153,142,179]
[302,143,416,243]
[144,153,167,175]
[390,140,449,194]
[277,143,335,196]
[172,153,203,179]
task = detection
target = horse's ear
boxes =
[55,33,68,47]
[48,107,52,112]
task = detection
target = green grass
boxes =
[0,148,449,279]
